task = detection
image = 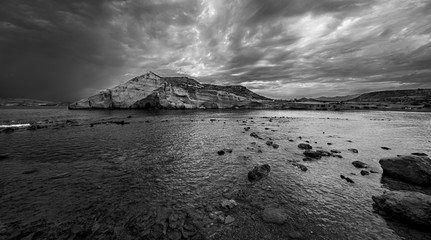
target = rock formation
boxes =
[372,191,431,228]
[69,72,271,109]
[379,155,431,187]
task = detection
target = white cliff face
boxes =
[69,72,269,109]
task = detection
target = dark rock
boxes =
[248,164,271,181]
[372,190,431,228]
[303,150,321,159]
[303,157,314,161]
[316,150,331,157]
[288,139,294,142]
[379,155,431,186]
[244,127,250,131]
[262,208,288,225]
[345,177,355,183]
[370,170,379,173]
[224,148,233,153]
[217,150,225,155]
[330,150,341,154]
[360,170,370,176]
[298,143,312,150]
[272,144,279,149]
[352,161,368,168]
[348,148,359,153]
[250,132,263,140]
[127,115,132,118]
[411,152,428,156]
[332,154,343,158]
[381,147,391,150]
[0,154,10,160]
[266,141,273,146]
[22,169,38,174]
[340,175,346,179]
[327,143,333,145]
[293,163,308,172]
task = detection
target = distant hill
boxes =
[315,94,360,102]
[0,98,62,107]
[348,89,431,104]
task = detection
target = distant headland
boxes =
[67,72,431,112]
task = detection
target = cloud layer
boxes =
[1,0,431,100]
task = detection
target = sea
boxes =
[0,107,430,240]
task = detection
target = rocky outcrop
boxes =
[69,72,271,109]
[248,164,271,181]
[379,155,431,187]
[372,191,431,228]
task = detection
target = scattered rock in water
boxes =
[297,143,312,150]
[250,132,263,140]
[217,150,225,155]
[345,177,355,183]
[360,170,370,176]
[316,150,331,157]
[303,150,322,159]
[49,173,71,180]
[22,169,38,174]
[411,152,428,156]
[248,164,271,181]
[381,147,391,150]
[352,161,368,168]
[261,208,288,225]
[330,150,341,154]
[224,215,235,224]
[221,199,237,209]
[288,231,304,239]
[372,190,431,228]
[348,148,359,153]
[272,144,279,149]
[292,163,308,172]
[379,155,431,187]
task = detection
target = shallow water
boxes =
[0,108,430,239]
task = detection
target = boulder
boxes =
[352,161,368,168]
[248,164,271,181]
[250,132,263,140]
[217,150,225,155]
[372,190,431,228]
[360,170,370,176]
[379,155,431,187]
[272,143,279,149]
[292,163,308,172]
[348,148,359,153]
[262,208,288,225]
[303,150,321,159]
[298,143,312,150]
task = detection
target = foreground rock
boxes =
[372,191,431,228]
[248,164,271,181]
[297,143,312,150]
[379,155,431,187]
[69,72,270,109]
[261,208,289,225]
[352,161,368,168]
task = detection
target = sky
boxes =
[1,0,431,101]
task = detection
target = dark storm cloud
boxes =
[1,0,431,100]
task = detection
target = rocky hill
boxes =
[349,89,431,104]
[69,72,271,109]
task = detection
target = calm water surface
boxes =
[0,107,430,239]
